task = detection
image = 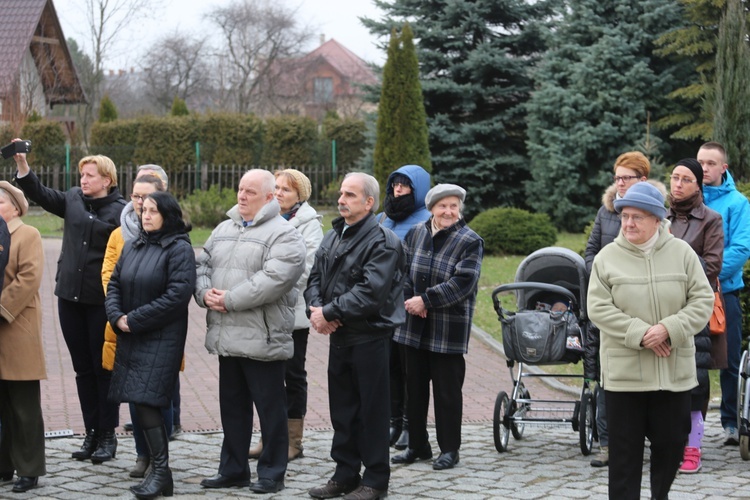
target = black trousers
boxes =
[606,390,691,500]
[58,298,119,430]
[218,356,288,482]
[285,328,309,419]
[328,337,390,491]
[389,340,406,419]
[403,346,465,453]
[0,380,46,476]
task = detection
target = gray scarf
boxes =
[120,202,141,242]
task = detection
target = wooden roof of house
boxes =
[0,0,86,105]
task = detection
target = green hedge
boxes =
[21,120,66,166]
[199,113,263,166]
[91,119,140,168]
[322,115,366,168]
[469,207,557,255]
[262,115,319,167]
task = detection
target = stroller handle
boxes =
[492,282,578,313]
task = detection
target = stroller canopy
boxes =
[513,247,589,320]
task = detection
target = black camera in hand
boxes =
[1,140,31,160]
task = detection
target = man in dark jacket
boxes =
[305,172,405,500]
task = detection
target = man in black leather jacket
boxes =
[305,172,405,500]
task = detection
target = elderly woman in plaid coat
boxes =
[391,184,483,471]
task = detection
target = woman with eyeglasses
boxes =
[583,151,665,468]
[666,158,724,474]
[588,182,713,500]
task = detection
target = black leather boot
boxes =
[72,429,99,460]
[91,430,117,464]
[131,425,173,499]
[394,417,409,450]
[389,417,403,446]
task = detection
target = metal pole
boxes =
[65,143,71,190]
[195,141,201,192]
[332,139,337,179]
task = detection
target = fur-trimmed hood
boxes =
[601,179,668,213]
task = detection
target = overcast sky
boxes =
[52,0,387,72]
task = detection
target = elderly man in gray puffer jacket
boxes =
[195,169,306,495]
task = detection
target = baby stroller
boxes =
[491,247,597,455]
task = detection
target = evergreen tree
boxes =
[98,94,118,123]
[373,23,431,189]
[654,0,750,141]
[170,96,189,116]
[364,0,553,217]
[713,0,750,180]
[526,0,685,231]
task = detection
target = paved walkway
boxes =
[19,238,750,498]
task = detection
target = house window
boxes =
[314,78,333,103]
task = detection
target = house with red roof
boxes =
[256,37,378,120]
[0,0,85,129]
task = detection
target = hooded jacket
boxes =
[195,200,306,361]
[16,170,126,304]
[105,230,196,407]
[703,170,750,293]
[380,164,431,239]
[588,221,714,392]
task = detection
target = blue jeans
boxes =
[720,291,742,429]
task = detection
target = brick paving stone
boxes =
[24,238,749,499]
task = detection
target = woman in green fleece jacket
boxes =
[588,182,714,500]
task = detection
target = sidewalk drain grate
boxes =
[45,429,74,439]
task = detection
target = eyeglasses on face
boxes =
[613,175,640,183]
[392,182,410,190]
[670,175,697,185]
[618,213,649,224]
[130,194,148,201]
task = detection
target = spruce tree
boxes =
[98,94,118,123]
[373,23,431,189]
[525,0,684,231]
[364,0,553,217]
[713,0,750,180]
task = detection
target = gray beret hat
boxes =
[425,183,466,211]
[613,181,667,220]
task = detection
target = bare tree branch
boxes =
[209,0,313,114]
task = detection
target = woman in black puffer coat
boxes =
[106,192,196,499]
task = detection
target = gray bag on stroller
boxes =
[501,309,580,364]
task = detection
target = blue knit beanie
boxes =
[613,182,666,220]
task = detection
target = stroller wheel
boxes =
[493,391,510,452]
[579,389,595,456]
[741,435,750,461]
[511,385,530,440]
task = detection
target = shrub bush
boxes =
[90,119,140,169]
[262,115,319,167]
[469,207,557,255]
[21,120,66,166]
[180,184,236,228]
